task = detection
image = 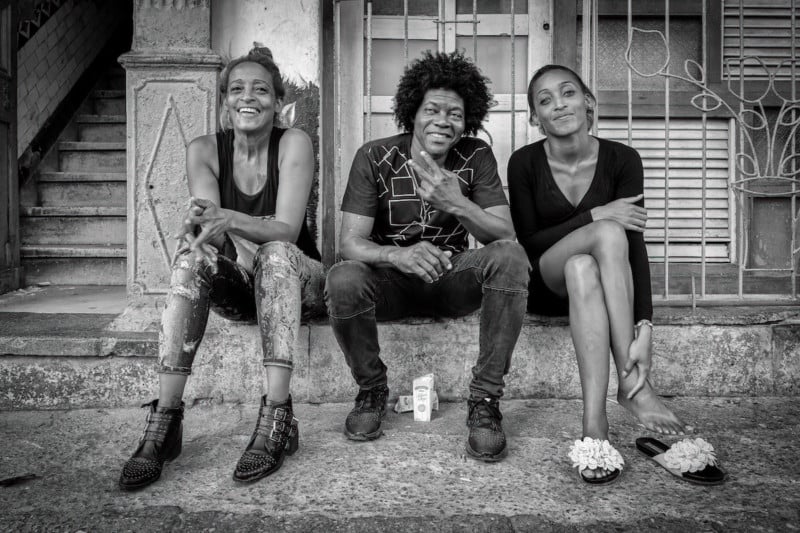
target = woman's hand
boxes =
[185,197,230,251]
[590,194,647,232]
[173,197,224,273]
[622,325,652,399]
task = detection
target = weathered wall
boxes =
[211,0,319,85]
[121,0,222,295]
[211,0,322,239]
[17,0,122,155]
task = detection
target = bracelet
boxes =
[635,319,654,331]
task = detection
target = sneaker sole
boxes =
[465,442,508,463]
[344,427,383,441]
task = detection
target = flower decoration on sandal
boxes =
[663,437,718,473]
[636,437,726,485]
[568,437,624,485]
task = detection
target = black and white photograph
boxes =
[0,1,798,531]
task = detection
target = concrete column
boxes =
[119,0,222,297]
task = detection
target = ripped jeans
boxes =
[158,240,326,374]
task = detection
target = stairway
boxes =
[20,66,127,286]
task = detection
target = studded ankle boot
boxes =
[233,394,299,483]
[119,400,184,491]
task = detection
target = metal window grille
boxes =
[334,0,800,305]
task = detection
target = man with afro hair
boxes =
[325,50,530,462]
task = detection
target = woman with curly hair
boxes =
[325,50,529,462]
[119,46,325,489]
[507,65,688,484]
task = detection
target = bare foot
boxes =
[617,380,690,435]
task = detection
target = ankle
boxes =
[582,417,609,440]
[158,398,183,410]
[265,393,289,404]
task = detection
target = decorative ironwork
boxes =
[625,35,800,199]
[622,2,799,302]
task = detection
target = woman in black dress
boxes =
[508,65,688,484]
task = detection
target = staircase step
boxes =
[38,172,126,206]
[75,114,126,123]
[21,244,126,258]
[0,306,798,409]
[76,118,125,142]
[93,90,125,98]
[21,206,126,216]
[59,142,126,150]
[21,257,126,285]
[0,312,146,357]
[58,142,125,172]
[39,172,126,182]
[92,91,125,115]
[21,207,126,245]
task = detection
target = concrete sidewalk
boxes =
[1,397,798,532]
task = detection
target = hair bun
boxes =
[249,43,274,62]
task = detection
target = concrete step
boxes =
[21,244,126,258]
[38,172,126,207]
[0,303,798,409]
[91,90,125,115]
[22,255,126,286]
[20,206,126,245]
[58,142,125,172]
[21,245,126,284]
[76,114,126,142]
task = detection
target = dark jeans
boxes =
[325,240,530,399]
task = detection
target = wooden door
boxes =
[0,0,19,294]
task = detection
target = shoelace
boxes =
[469,399,502,429]
[354,388,386,410]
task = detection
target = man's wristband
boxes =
[635,319,654,332]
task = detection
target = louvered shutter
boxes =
[598,118,734,263]
[724,0,796,78]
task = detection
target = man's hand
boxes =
[409,151,469,214]
[385,241,452,283]
[590,194,647,232]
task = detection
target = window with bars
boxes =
[560,1,737,264]
[333,0,800,300]
[723,0,799,79]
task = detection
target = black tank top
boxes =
[216,127,321,261]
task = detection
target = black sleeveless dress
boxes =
[215,127,321,261]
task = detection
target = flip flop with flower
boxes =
[636,437,726,485]
[567,437,625,485]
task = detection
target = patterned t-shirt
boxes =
[341,133,508,254]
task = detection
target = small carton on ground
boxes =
[412,373,435,422]
[393,392,439,414]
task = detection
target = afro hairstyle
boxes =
[393,50,493,137]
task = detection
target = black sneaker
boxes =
[465,396,507,462]
[344,385,389,441]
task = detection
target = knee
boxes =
[255,241,297,273]
[591,220,628,259]
[563,254,602,297]
[483,240,530,287]
[169,250,208,298]
[324,260,373,312]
